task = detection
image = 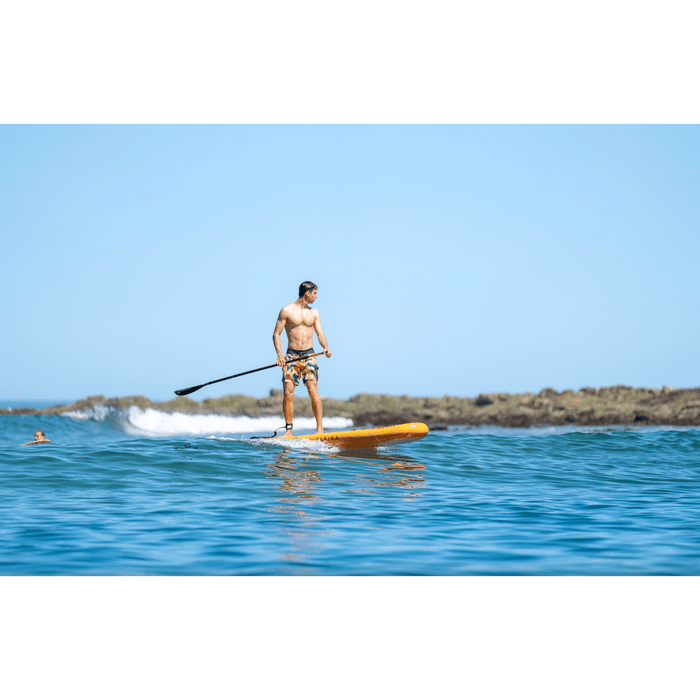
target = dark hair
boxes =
[299,281,317,298]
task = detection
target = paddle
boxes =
[174,352,325,396]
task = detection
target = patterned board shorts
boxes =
[282,348,319,386]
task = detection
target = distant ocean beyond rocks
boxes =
[4,386,700,428]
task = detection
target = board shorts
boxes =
[282,348,319,387]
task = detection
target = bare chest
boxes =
[286,307,315,329]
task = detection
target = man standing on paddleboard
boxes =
[273,281,332,437]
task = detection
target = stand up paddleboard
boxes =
[258,422,429,449]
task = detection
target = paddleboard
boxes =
[261,422,429,449]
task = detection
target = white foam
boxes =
[248,436,340,452]
[62,406,111,421]
[122,407,353,437]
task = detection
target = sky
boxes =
[2,125,698,402]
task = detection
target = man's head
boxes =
[34,430,45,441]
[299,281,318,301]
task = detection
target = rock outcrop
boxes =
[4,386,700,428]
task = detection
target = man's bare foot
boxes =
[282,430,293,437]
[316,427,324,434]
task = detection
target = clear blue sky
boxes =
[2,125,698,401]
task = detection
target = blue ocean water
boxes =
[1,405,699,575]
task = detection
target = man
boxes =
[23,430,50,445]
[273,281,332,437]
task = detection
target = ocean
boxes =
[1,403,699,575]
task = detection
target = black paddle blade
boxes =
[174,385,204,397]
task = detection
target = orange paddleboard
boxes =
[268,422,429,449]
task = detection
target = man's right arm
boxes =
[273,311,286,366]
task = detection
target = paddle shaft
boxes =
[174,352,325,396]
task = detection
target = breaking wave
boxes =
[62,405,353,437]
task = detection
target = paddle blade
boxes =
[174,384,204,397]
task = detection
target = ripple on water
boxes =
[0,428,698,574]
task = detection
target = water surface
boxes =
[2,408,698,574]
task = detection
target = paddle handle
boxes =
[174,351,326,396]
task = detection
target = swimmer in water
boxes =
[23,430,50,445]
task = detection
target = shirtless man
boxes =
[23,430,50,445]
[273,281,332,437]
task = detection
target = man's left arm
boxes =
[314,312,332,358]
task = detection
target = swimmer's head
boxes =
[34,430,45,441]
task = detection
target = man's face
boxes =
[34,431,43,441]
[306,288,318,303]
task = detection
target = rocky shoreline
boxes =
[4,385,700,428]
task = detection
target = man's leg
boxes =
[306,380,323,434]
[283,381,295,436]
